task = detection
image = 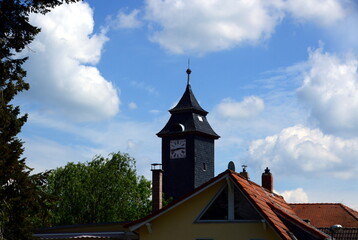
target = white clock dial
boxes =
[170,139,186,159]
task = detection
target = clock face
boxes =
[170,139,186,159]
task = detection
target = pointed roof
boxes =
[157,69,219,139]
[126,170,329,240]
[169,83,208,115]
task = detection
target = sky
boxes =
[17,0,358,209]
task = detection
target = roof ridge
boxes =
[340,203,358,220]
[270,203,330,239]
[289,203,342,205]
[231,171,276,192]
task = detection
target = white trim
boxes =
[195,220,265,223]
[32,231,134,239]
[228,180,234,220]
[33,232,126,236]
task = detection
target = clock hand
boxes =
[171,147,185,151]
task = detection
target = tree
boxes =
[0,0,79,239]
[45,152,152,225]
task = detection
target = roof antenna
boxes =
[186,59,191,85]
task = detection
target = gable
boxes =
[198,182,263,221]
[130,176,280,240]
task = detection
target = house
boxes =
[290,203,358,240]
[126,168,330,240]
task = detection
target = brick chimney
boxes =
[262,167,273,192]
[151,164,163,213]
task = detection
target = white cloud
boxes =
[279,188,309,203]
[144,0,284,54]
[329,12,358,54]
[110,9,142,29]
[249,125,358,179]
[214,96,264,119]
[143,0,349,54]
[23,2,119,121]
[23,136,97,173]
[297,48,358,136]
[128,102,138,110]
[130,81,158,96]
[149,109,161,114]
[284,0,346,26]
[23,110,162,178]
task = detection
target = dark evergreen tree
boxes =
[0,0,79,239]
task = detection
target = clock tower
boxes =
[157,68,220,200]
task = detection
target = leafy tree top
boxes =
[46,152,152,225]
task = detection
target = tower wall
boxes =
[162,136,195,200]
[194,136,214,188]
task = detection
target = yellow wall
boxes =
[137,179,281,240]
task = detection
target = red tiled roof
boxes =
[127,170,329,240]
[229,172,328,240]
[290,203,358,228]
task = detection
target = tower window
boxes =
[169,123,185,132]
[203,163,207,171]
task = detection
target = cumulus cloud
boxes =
[143,0,349,54]
[284,0,346,26]
[249,125,358,179]
[279,188,309,203]
[23,2,120,121]
[109,9,142,29]
[214,96,264,119]
[144,0,284,54]
[297,48,358,136]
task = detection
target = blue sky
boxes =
[17,0,358,209]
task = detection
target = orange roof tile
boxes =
[230,171,328,240]
[290,203,358,228]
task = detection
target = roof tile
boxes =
[290,203,358,228]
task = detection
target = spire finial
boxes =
[186,59,191,85]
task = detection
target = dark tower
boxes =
[157,68,220,200]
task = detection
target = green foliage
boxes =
[45,152,152,225]
[0,0,80,239]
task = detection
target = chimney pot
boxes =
[239,165,249,180]
[262,167,273,192]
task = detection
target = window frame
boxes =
[194,179,265,223]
